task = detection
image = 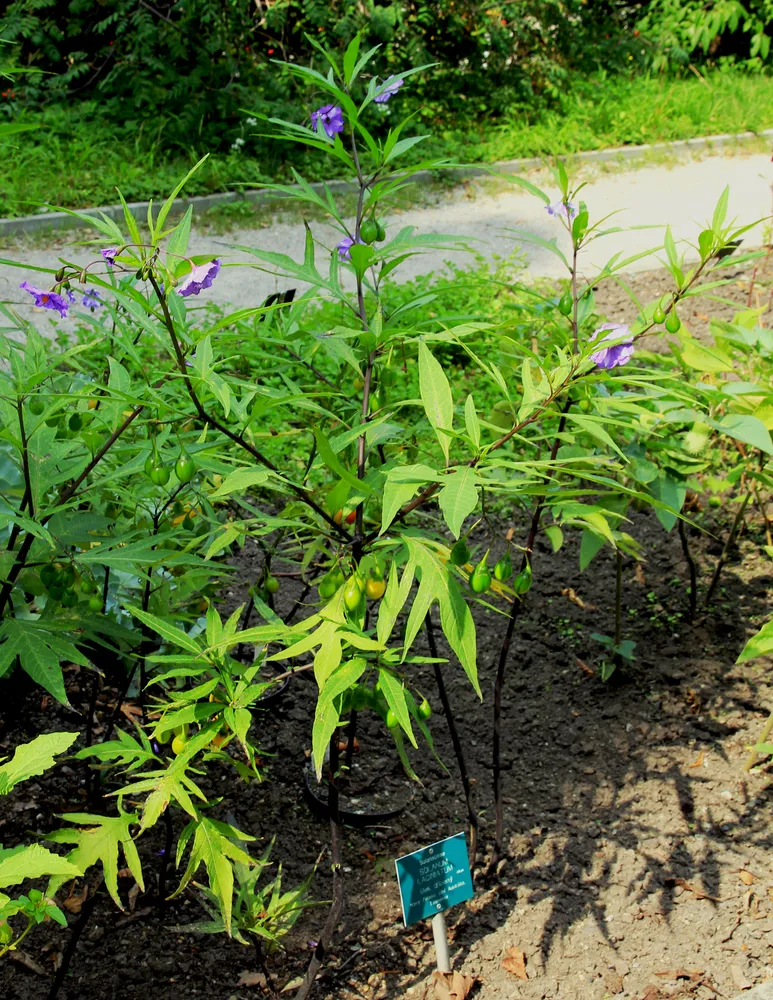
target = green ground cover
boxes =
[2,68,771,218]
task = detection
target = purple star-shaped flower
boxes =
[374,76,404,104]
[176,259,221,297]
[335,235,364,262]
[589,323,634,370]
[546,200,578,224]
[19,281,69,318]
[82,288,102,310]
[66,289,77,304]
[311,104,344,138]
[101,248,118,266]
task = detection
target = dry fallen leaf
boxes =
[655,969,704,981]
[502,946,528,980]
[576,657,595,677]
[281,977,304,994]
[237,970,268,988]
[432,970,476,999]
[634,563,646,585]
[665,877,721,901]
[639,986,660,1000]
[688,751,705,769]
[63,883,88,914]
[562,587,585,608]
[127,882,141,913]
[120,702,143,721]
[739,870,756,886]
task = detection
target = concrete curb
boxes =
[2,128,772,240]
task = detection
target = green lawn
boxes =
[2,68,772,218]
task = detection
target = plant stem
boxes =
[492,403,569,866]
[46,877,103,1000]
[613,549,623,669]
[157,809,174,906]
[677,518,698,620]
[425,613,479,866]
[294,733,344,1000]
[704,489,752,606]
[148,274,348,541]
[751,480,772,548]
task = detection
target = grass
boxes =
[1,67,772,219]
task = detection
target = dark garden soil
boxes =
[1,260,773,1000]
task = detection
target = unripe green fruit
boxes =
[40,564,57,587]
[493,555,512,582]
[47,585,64,601]
[385,709,398,730]
[376,222,386,242]
[318,577,336,600]
[665,311,681,333]
[79,577,96,595]
[88,595,103,612]
[360,218,379,244]
[558,291,573,316]
[514,563,533,595]
[149,464,170,486]
[653,306,666,324]
[344,578,363,612]
[417,698,432,720]
[61,590,78,608]
[264,575,279,594]
[68,413,82,432]
[470,555,492,594]
[29,398,44,415]
[175,454,196,483]
[449,539,470,566]
[331,566,346,588]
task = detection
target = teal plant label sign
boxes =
[394,832,473,926]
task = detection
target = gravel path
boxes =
[2,148,771,335]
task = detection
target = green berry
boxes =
[264,575,279,594]
[558,291,573,316]
[344,578,363,613]
[665,311,681,333]
[417,698,432,720]
[360,218,379,244]
[149,463,170,486]
[514,564,533,595]
[68,413,82,432]
[385,709,398,730]
[493,555,512,582]
[175,454,196,483]
[29,398,44,415]
[653,305,666,324]
[88,595,103,612]
[449,539,470,566]
[470,553,492,594]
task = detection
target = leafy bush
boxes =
[1,36,771,994]
[0,1,641,149]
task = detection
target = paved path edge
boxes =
[3,128,772,239]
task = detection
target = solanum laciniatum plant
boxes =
[0,34,767,997]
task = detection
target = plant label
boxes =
[395,832,473,926]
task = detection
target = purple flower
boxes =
[374,76,404,104]
[546,200,578,224]
[589,323,634,370]
[19,281,69,318]
[311,104,344,139]
[335,235,364,262]
[176,259,221,298]
[66,289,77,304]
[101,248,118,266]
[81,288,102,310]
